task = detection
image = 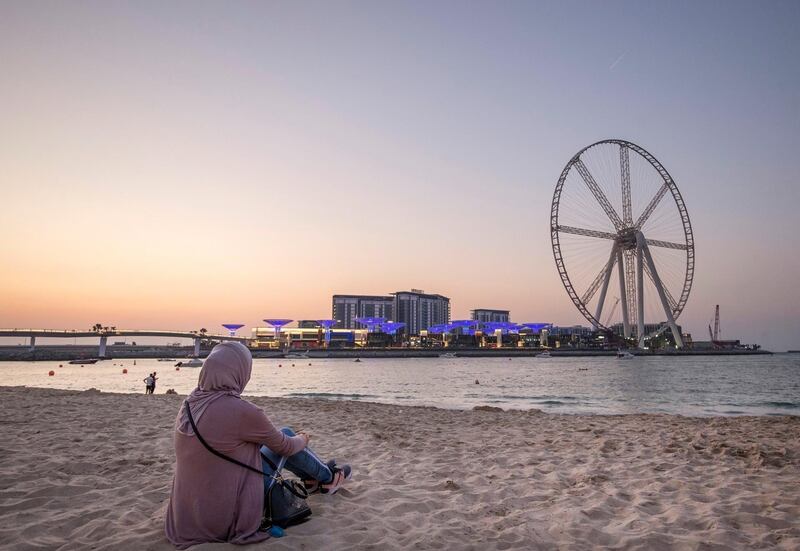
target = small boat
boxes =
[353,358,362,363]
[440,352,457,358]
[68,358,99,365]
[285,351,309,359]
[537,351,551,358]
[176,359,203,368]
[616,350,635,359]
[158,358,176,362]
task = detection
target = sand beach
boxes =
[0,386,798,550]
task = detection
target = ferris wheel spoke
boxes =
[620,146,633,226]
[581,248,617,305]
[573,158,624,230]
[635,182,669,230]
[645,238,688,250]
[557,225,617,240]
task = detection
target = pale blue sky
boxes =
[1,1,798,350]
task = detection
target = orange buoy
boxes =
[48,370,55,376]
[59,364,63,368]
[292,363,295,367]
[278,364,282,367]
[176,367,180,371]
[308,363,311,366]
[122,368,128,374]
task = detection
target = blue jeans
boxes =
[260,428,333,491]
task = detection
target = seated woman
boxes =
[165,342,350,548]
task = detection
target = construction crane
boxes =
[707,304,721,348]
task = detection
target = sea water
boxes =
[2,354,799,416]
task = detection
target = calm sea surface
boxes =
[3,354,799,416]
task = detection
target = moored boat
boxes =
[68,358,99,365]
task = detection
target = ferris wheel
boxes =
[550,139,694,347]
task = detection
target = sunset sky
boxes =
[1,1,799,351]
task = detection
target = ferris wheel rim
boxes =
[550,139,695,337]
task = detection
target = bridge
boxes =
[0,329,249,358]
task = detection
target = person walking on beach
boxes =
[144,373,154,394]
[165,342,351,548]
[151,371,158,394]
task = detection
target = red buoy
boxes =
[122,368,128,374]
[176,367,180,371]
[48,370,55,376]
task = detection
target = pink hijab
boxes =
[176,342,252,436]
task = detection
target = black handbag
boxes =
[184,401,312,529]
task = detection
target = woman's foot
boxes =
[302,460,339,494]
[320,465,352,495]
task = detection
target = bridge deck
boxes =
[0,329,248,341]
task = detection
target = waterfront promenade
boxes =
[0,344,772,361]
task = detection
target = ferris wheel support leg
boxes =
[639,236,685,349]
[636,242,645,348]
[594,244,618,329]
[616,248,631,338]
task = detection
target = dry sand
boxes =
[0,386,798,550]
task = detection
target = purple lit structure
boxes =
[222,324,245,337]
[354,317,386,332]
[449,320,478,335]
[380,322,405,335]
[519,323,552,333]
[316,319,337,346]
[481,321,518,348]
[264,319,293,343]
[481,322,517,334]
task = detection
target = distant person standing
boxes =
[144,373,154,394]
[151,371,159,394]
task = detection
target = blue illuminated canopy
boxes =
[355,317,386,331]
[380,322,405,335]
[222,324,245,331]
[482,321,518,334]
[518,323,552,333]
[263,319,293,328]
[316,319,337,329]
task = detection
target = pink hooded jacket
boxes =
[165,342,306,548]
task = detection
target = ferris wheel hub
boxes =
[615,228,638,250]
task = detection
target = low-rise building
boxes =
[470,309,510,323]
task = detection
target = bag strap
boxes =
[184,400,278,474]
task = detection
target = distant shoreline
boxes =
[0,344,774,361]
